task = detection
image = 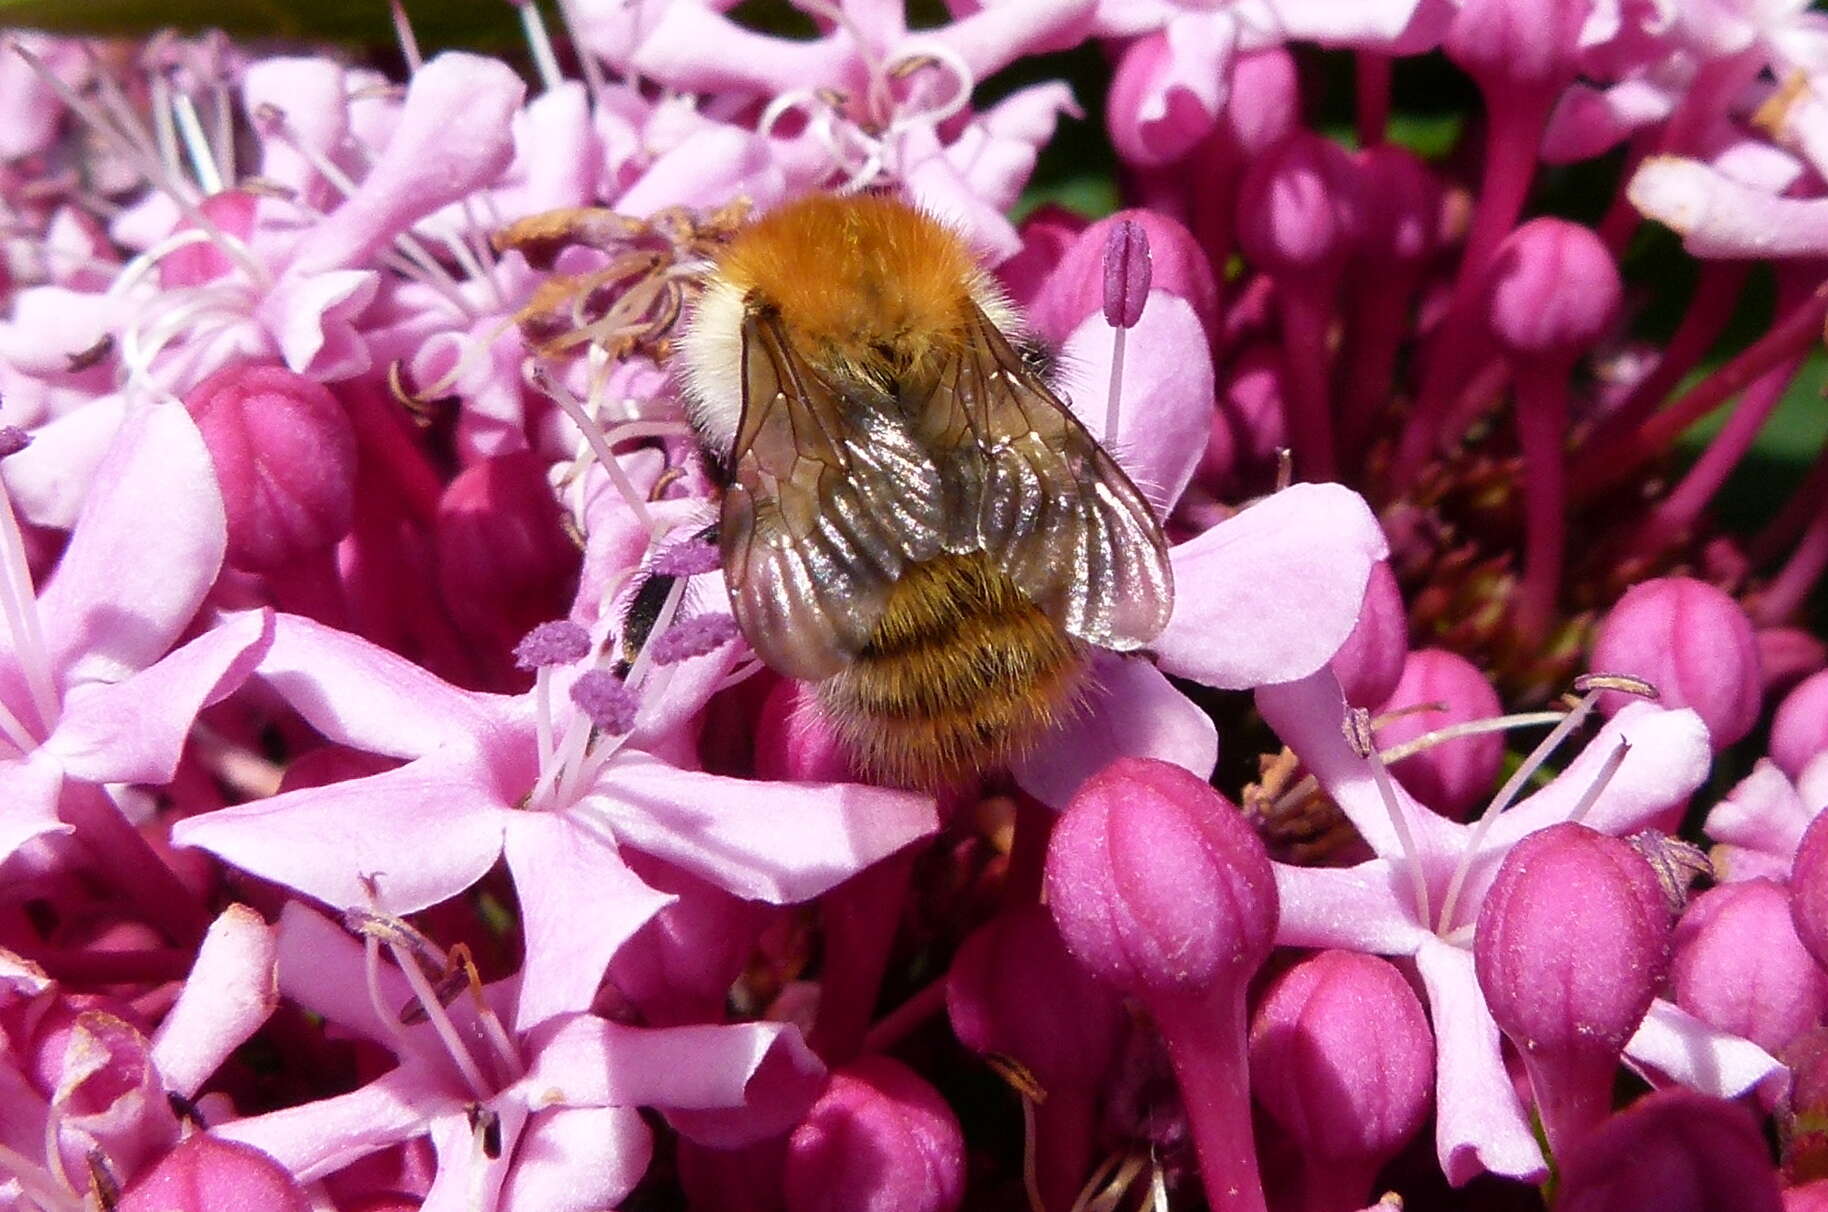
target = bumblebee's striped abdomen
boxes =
[820,552,1085,788]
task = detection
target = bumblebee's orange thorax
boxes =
[713,194,981,382]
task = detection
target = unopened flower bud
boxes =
[1046,757,1275,1212]
[436,450,580,660]
[754,680,853,783]
[183,363,356,573]
[1758,626,1825,698]
[1352,145,1440,269]
[1792,811,1828,973]
[121,1135,310,1212]
[1249,951,1433,1212]
[783,1057,964,1212]
[1047,758,1276,998]
[1673,879,1828,1056]
[1590,577,1761,750]
[1222,49,1299,155]
[1330,562,1408,709]
[160,190,258,287]
[1555,1091,1783,1212]
[1444,0,1595,88]
[1237,133,1358,280]
[1476,822,1672,1155]
[1774,669,1828,781]
[1374,648,1504,819]
[1484,218,1621,363]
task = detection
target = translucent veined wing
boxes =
[925,305,1174,649]
[719,309,947,680]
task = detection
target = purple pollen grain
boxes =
[649,613,740,665]
[514,620,590,671]
[569,669,639,734]
[0,427,32,459]
[652,540,721,577]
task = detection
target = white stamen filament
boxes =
[0,482,60,736]
[533,666,556,775]
[364,930,424,1065]
[885,44,973,130]
[171,89,225,195]
[1566,740,1631,826]
[1360,726,1433,926]
[0,1142,80,1212]
[149,70,182,182]
[389,0,425,71]
[1105,325,1127,442]
[525,361,659,536]
[10,41,268,288]
[1436,690,1603,935]
[561,577,686,801]
[551,0,608,100]
[469,980,524,1083]
[387,939,493,1102]
[210,80,236,183]
[518,1,566,95]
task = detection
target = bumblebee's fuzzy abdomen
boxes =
[819,552,1085,788]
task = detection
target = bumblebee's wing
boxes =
[719,309,946,680]
[932,306,1174,649]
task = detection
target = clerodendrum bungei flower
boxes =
[2,1,1828,1208]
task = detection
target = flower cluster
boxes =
[0,1,1825,1209]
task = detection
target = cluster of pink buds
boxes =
[0,1,1826,1210]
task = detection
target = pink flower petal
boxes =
[1269,0,1447,48]
[922,0,1098,81]
[422,1099,524,1212]
[0,752,71,864]
[1272,860,1430,953]
[945,83,1080,212]
[521,1017,822,1120]
[1108,14,1235,167]
[149,905,277,1098]
[1491,703,1711,842]
[218,1070,442,1180]
[499,1106,652,1212]
[1413,937,1547,1183]
[173,760,507,913]
[1629,156,1828,259]
[255,614,507,760]
[1013,654,1217,809]
[119,1135,309,1212]
[0,392,128,530]
[48,610,273,786]
[1157,483,1389,689]
[630,5,852,94]
[615,126,787,218]
[593,755,938,903]
[1057,292,1215,510]
[504,811,676,1032]
[1706,760,1816,879]
[259,268,380,380]
[1624,998,1790,1103]
[242,57,350,204]
[286,53,525,276]
[265,902,417,1050]
[39,404,227,685]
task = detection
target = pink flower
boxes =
[215,903,822,1211]
[174,614,937,1030]
[1260,671,1782,1181]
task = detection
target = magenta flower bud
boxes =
[1046,757,1276,1212]
[1103,219,1153,329]
[1374,648,1505,819]
[1351,145,1440,269]
[1790,1180,1828,1211]
[754,679,853,783]
[1774,669,1828,780]
[1555,1091,1784,1212]
[783,1057,964,1212]
[1484,218,1621,363]
[436,450,580,663]
[1475,822,1672,1156]
[611,853,771,1027]
[1792,811,1828,972]
[1672,879,1828,1056]
[1200,344,1288,498]
[1222,49,1299,156]
[120,1136,310,1212]
[1591,577,1762,750]
[1236,133,1358,280]
[997,204,1089,307]
[948,905,1125,1211]
[679,1136,787,1212]
[1248,951,1433,1212]
[1330,561,1408,709]
[160,189,258,287]
[183,363,356,573]
[1759,626,1825,698]
[1028,209,1219,344]
[1444,0,1595,88]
